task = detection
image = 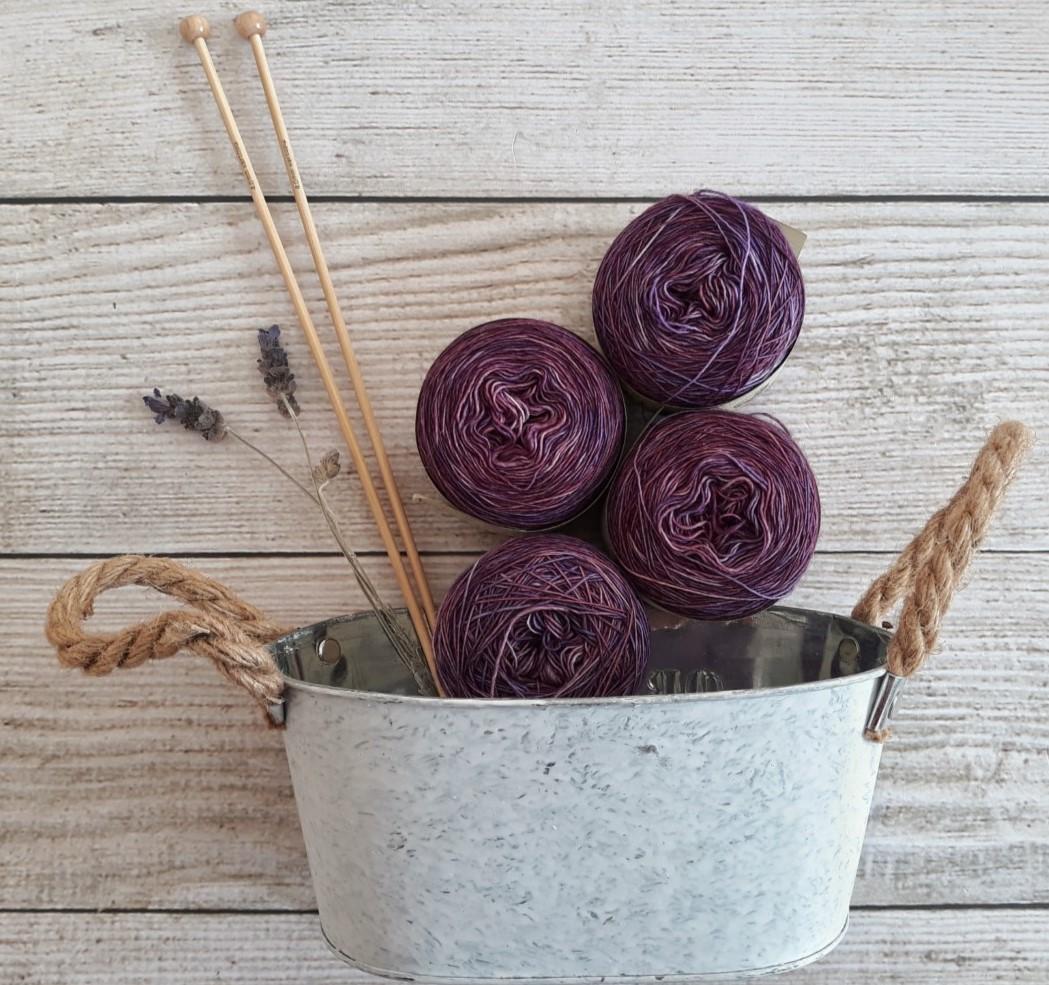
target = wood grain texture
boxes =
[1,908,1046,984]
[3,201,1046,555]
[5,552,1046,910]
[4,2,1049,197]
[5,0,1047,975]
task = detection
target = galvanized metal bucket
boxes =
[268,605,892,982]
[45,423,1026,982]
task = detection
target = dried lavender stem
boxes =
[227,428,319,506]
[228,421,433,693]
[280,397,436,694]
[228,425,390,620]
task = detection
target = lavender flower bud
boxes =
[143,388,227,442]
[312,450,341,485]
[257,324,300,417]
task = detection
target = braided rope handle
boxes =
[45,555,289,720]
[852,421,1033,739]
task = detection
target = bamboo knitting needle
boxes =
[233,10,438,630]
[178,16,441,690]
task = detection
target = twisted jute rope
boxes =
[45,555,288,725]
[44,423,1031,737]
[852,421,1033,741]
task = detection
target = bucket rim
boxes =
[271,605,890,709]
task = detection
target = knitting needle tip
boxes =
[179,15,211,43]
[234,10,269,39]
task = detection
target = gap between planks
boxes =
[3,903,1047,915]
[4,549,1046,560]
[7,194,1049,207]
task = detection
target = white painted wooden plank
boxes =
[4,2,1049,198]
[4,552,1046,909]
[0,909,1045,984]
[3,201,1046,554]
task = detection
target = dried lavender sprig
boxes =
[312,450,341,486]
[257,325,300,418]
[142,388,435,693]
[144,389,227,441]
[145,388,313,498]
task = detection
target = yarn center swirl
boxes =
[664,468,766,564]
[660,242,738,341]
[506,607,594,688]
[476,369,566,471]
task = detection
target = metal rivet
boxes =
[836,636,860,674]
[318,637,342,665]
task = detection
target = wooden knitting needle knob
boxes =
[179,15,211,43]
[234,10,269,38]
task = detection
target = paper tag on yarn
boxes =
[777,221,807,255]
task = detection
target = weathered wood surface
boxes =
[2,908,1046,984]
[5,552,1046,910]
[4,2,1049,198]
[5,0,1048,977]
[3,201,1046,555]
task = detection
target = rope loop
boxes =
[45,555,288,720]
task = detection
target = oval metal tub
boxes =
[268,605,889,983]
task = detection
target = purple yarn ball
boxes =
[605,410,820,620]
[592,190,804,409]
[416,318,625,530]
[434,534,650,699]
